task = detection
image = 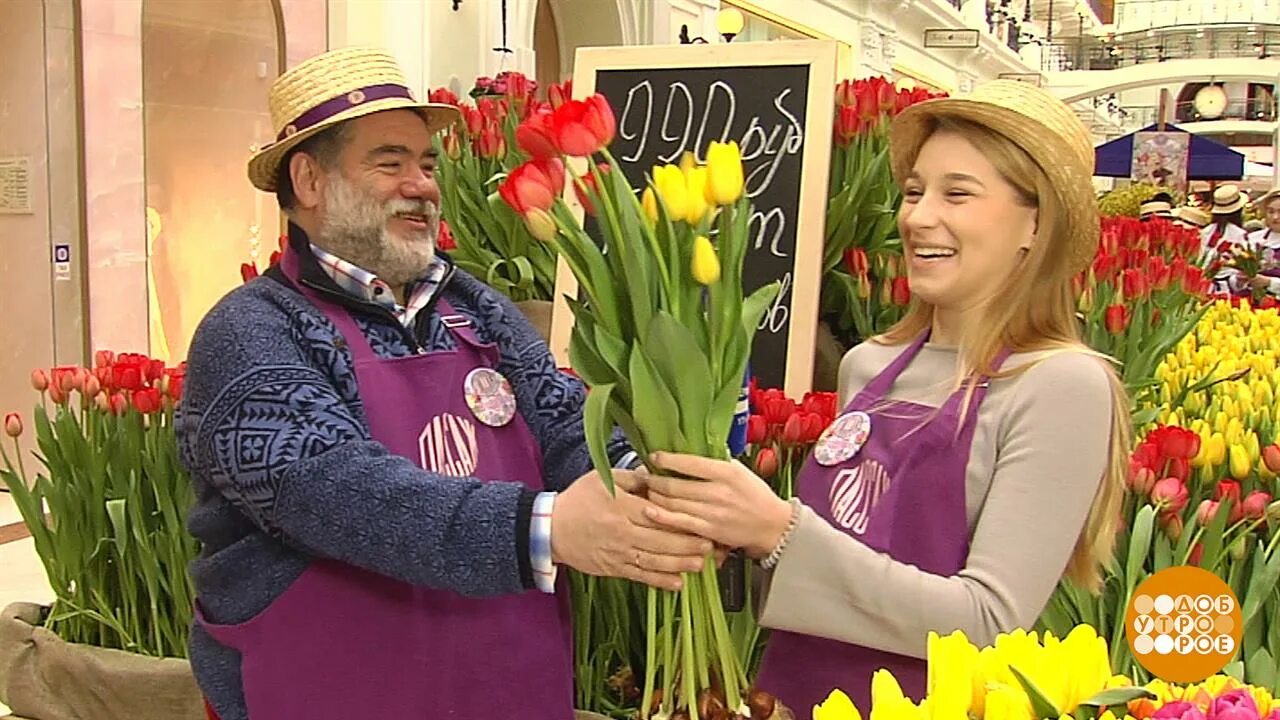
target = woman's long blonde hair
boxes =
[878,116,1129,592]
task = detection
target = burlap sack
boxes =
[515,299,554,343]
[0,603,203,720]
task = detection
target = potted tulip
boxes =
[0,353,205,720]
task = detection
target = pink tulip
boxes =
[1151,477,1189,514]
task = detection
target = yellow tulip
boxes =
[927,631,979,717]
[705,140,745,205]
[652,164,689,220]
[641,187,658,224]
[679,150,697,175]
[870,670,925,720]
[985,685,1033,720]
[1230,443,1251,480]
[1207,434,1227,467]
[522,208,558,243]
[813,689,863,720]
[691,234,721,285]
[682,166,710,224]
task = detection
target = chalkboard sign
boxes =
[549,41,837,399]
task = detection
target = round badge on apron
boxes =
[813,411,872,467]
[463,367,517,427]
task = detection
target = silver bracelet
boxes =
[760,499,802,570]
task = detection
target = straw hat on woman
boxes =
[639,80,1130,714]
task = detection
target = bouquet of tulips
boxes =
[427,74,573,302]
[813,624,1151,720]
[496,91,783,719]
[1078,217,1212,418]
[820,77,944,345]
[0,352,196,658]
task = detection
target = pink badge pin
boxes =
[813,411,872,467]
[463,367,516,427]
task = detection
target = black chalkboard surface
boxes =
[593,65,808,390]
[551,41,837,399]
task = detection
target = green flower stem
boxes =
[701,555,747,704]
[679,584,697,718]
[642,585,658,716]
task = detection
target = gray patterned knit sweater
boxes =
[177,230,630,719]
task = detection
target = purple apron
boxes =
[196,248,574,719]
[756,332,1007,714]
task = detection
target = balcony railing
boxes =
[1039,24,1280,72]
[1116,99,1279,127]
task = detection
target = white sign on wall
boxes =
[0,157,33,215]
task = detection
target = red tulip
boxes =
[441,130,462,160]
[474,125,506,160]
[428,87,460,106]
[1157,511,1183,542]
[746,415,767,445]
[83,374,101,399]
[754,447,779,478]
[548,79,572,109]
[1128,464,1157,494]
[498,158,565,214]
[801,392,838,422]
[4,413,21,438]
[761,397,797,426]
[30,369,49,392]
[115,366,144,392]
[1196,499,1222,527]
[1103,304,1130,334]
[573,163,610,217]
[1153,426,1200,460]
[1262,444,1280,474]
[94,350,115,368]
[460,105,484,137]
[516,107,560,159]
[1165,456,1190,483]
[1215,480,1245,523]
[843,247,869,278]
[550,94,616,157]
[1150,477,1189,514]
[109,392,128,416]
[1243,491,1271,521]
[781,414,805,446]
[51,365,79,393]
[834,105,860,146]
[131,387,163,414]
[834,79,856,108]
[437,219,457,251]
[890,276,911,306]
[1122,268,1148,298]
[48,382,68,405]
[1214,479,1242,505]
[1189,542,1205,565]
[164,367,185,402]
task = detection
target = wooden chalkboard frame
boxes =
[549,40,838,400]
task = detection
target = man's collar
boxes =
[284,221,453,295]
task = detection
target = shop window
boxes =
[142,0,282,362]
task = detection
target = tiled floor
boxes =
[0,491,55,717]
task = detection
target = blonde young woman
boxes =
[641,81,1130,713]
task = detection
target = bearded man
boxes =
[178,48,707,720]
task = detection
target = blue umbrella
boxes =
[1094,124,1245,180]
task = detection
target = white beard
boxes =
[316,173,439,287]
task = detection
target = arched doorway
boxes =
[141,0,283,362]
[534,0,627,87]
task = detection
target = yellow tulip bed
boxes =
[814,626,1280,720]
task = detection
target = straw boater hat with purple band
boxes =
[248,47,459,192]
[1210,184,1247,215]
[888,79,1099,274]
